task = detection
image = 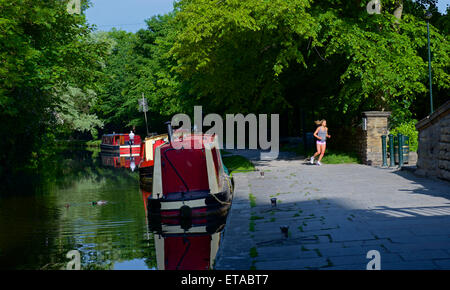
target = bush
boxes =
[390,120,418,152]
[86,140,102,148]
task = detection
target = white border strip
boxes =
[160,199,207,210]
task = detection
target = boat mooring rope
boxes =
[208,175,233,206]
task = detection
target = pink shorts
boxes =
[316,140,326,145]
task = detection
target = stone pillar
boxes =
[359,111,391,166]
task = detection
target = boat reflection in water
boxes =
[101,153,141,172]
[142,188,229,270]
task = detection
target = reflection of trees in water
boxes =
[43,149,139,190]
[51,151,153,270]
[0,192,75,269]
[0,149,156,270]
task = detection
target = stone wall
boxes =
[415,100,450,181]
[358,111,391,166]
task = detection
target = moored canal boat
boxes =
[146,125,233,219]
[100,133,142,157]
[138,134,168,189]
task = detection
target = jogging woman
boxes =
[310,120,330,166]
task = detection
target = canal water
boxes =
[0,149,226,270]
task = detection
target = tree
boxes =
[0,0,107,179]
[53,86,104,138]
[312,0,449,125]
[169,0,449,131]
[94,29,142,132]
[96,14,185,135]
[170,0,319,114]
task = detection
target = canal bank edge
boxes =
[215,173,253,269]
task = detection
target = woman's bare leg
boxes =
[318,143,326,162]
[313,143,321,158]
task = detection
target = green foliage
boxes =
[85,139,102,147]
[313,1,449,125]
[171,0,319,114]
[0,0,107,176]
[320,150,361,164]
[2,0,449,181]
[281,142,361,163]
[169,0,449,135]
[390,119,419,151]
[95,14,185,134]
[133,13,185,117]
[54,86,104,138]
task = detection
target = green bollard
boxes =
[389,134,395,167]
[397,133,404,168]
[381,135,388,167]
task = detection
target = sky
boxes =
[85,0,449,33]
[85,0,175,32]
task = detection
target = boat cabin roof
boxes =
[103,133,129,137]
[161,133,218,149]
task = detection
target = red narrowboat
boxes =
[147,130,233,219]
[100,133,141,157]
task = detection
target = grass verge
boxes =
[222,155,255,175]
[281,143,360,164]
[320,150,360,164]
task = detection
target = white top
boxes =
[129,131,135,140]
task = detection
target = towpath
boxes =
[215,150,450,270]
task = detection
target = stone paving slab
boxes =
[254,257,331,270]
[215,150,450,270]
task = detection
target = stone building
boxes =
[415,100,450,181]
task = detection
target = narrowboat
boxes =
[100,133,141,157]
[138,134,168,189]
[146,124,233,219]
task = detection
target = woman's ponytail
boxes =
[314,119,325,126]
